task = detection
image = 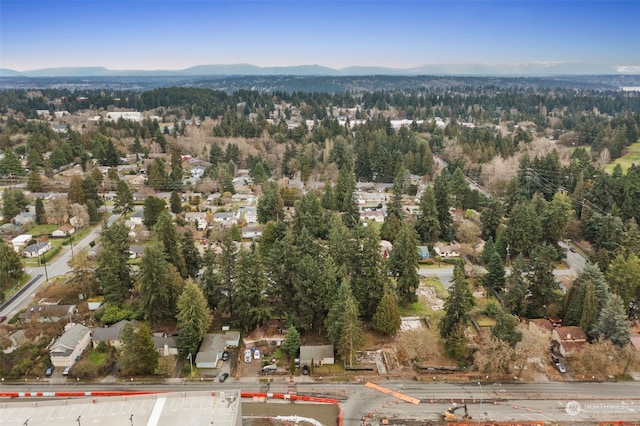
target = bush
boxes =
[485,301,502,318]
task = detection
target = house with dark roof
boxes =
[22,241,51,258]
[299,345,335,366]
[91,320,138,349]
[552,326,587,356]
[19,304,76,323]
[50,323,91,367]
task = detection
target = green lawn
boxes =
[606,142,640,173]
[86,349,110,366]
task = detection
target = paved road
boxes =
[0,213,121,320]
[2,380,639,423]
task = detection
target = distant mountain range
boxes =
[1,63,638,77]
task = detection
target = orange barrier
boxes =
[364,382,420,405]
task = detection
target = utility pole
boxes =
[40,232,49,283]
[187,353,193,378]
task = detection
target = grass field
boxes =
[606,142,640,172]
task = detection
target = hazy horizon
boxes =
[1,1,639,72]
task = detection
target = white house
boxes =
[11,234,32,252]
[241,225,263,239]
[185,212,207,230]
[213,212,236,224]
[360,210,385,223]
[50,323,91,367]
[22,241,52,258]
[52,224,75,238]
[106,111,142,122]
[433,242,461,258]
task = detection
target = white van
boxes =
[63,367,71,376]
[244,349,252,363]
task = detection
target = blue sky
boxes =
[1,0,639,71]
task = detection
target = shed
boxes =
[299,345,335,366]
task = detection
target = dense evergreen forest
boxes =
[1,80,639,371]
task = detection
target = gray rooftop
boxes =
[92,320,138,342]
[50,324,90,356]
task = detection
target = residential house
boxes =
[154,336,179,356]
[213,212,236,225]
[13,211,36,226]
[52,224,75,238]
[299,345,335,366]
[22,241,52,258]
[417,246,430,260]
[51,123,68,133]
[433,242,461,258]
[185,212,208,230]
[241,225,263,239]
[130,211,144,226]
[552,326,587,357]
[19,304,76,323]
[11,234,32,252]
[91,320,139,349]
[360,210,385,223]
[195,333,227,369]
[50,323,91,367]
[237,206,257,224]
[128,245,144,259]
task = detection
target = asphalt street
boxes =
[0,212,121,320]
[1,380,639,423]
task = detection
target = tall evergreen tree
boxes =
[338,292,365,367]
[154,211,186,278]
[415,186,440,244]
[35,197,46,225]
[450,167,469,209]
[217,229,238,317]
[439,263,475,338]
[607,254,640,316]
[351,225,389,319]
[199,248,222,311]
[170,190,182,214]
[502,255,529,316]
[326,279,353,346]
[143,196,166,229]
[176,280,212,357]
[0,238,24,301]
[138,239,182,325]
[480,197,504,241]
[491,311,522,347]
[180,229,201,279]
[118,323,158,376]
[114,180,133,214]
[526,244,560,317]
[591,294,630,346]
[282,325,301,359]
[389,222,420,305]
[483,252,506,293]
[257,180,284,224]
[96,223,131,304]
[334,165,359,228]
[372,292,402,335]
[68,174,86,205]
[27,170,42,192]
[579,281,598,334]
[434,169,452,240]
[232,246,271,333]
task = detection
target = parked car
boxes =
[0,315,7,323]
[244,349,252,363]
[262,364,278,374]
[302,365,310,375]
[253,348,260,360]
[551,353,560,363]
[555,363,566,373]
[45,366,54,377]
[569,247,577,253]
[221,351,229,361]
[63,367,71,376]
[219,373,229,382]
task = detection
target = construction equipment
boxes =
[443,404,472,420]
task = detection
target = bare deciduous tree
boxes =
[69,203,89,229]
